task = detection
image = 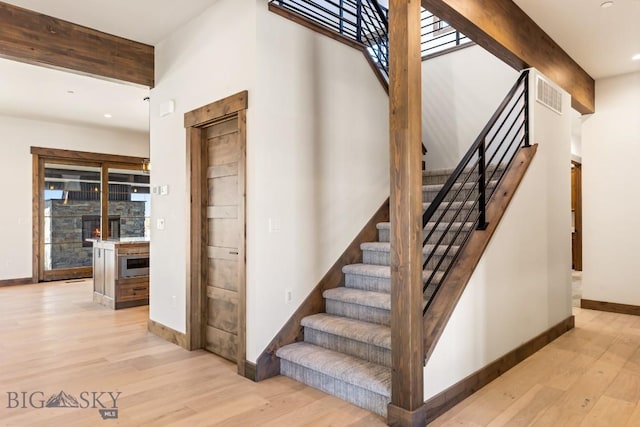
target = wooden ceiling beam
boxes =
[0,1,154,88]
[422,0,595,114]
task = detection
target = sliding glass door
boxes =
[43,162,102,278]
[107,168,150,240]
[32,148,149,282]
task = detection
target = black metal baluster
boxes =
[339,0,344,34]
[524,75,530,147]
[356,0,362,42]
[477,139,487,230]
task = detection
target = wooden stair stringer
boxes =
[423,144,538,362]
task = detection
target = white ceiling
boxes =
[0,0,638,133]
[0,0,220,133]
[0,57,150,132]
[513,0,640,79]
[5,0,221,45]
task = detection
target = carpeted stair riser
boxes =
[377,221,475,245]
[326,299,391,326]
[362,248,456,269]
[424,281,439,303]
[344,272,392,294]
[423,181,498,202]
[303,328,391,367]
[300,313,391,364]
[423,201,477,223]
[342,265,444,294]
[423,171,452,185]
[423,166,505,185]
[280,359,389,416]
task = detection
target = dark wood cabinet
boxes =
[92,240,149,309]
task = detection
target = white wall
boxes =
[149,0,257,332]
[424,70,572,399]
[581,71,640,305]
[571,109,583,161]
[148,0,390,361]
[247,2,389,361]
[0,115,148,281]
[422,45,518,171]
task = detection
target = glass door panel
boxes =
[107,168,151,240]
[43,163,101,271]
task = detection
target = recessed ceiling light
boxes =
[104,113,112,118]
[601,1,614,8]
[633,53,640,61]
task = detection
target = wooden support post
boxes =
[387,0,426,425]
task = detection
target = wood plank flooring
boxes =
[3,281,640,426]
[0,280,384,426]
[430,308,640,426]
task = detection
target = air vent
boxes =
[536,76,563,114]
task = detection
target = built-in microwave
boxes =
[119,255,149,278]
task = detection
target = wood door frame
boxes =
[185,91,248,376]
[31,147,148,283]
[572,161,583,271]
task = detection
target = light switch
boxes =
[269,218,281,233]
[160,185,169,196]
[157,218,165,230]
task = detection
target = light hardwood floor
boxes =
[430,307,640,426]
[0,280,384,426]
[2,281,640,426]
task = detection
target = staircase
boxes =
[267,0,533,421]
[276,169,495,417]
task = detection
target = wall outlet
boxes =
[171,295,177,308]
[285,289,293,304]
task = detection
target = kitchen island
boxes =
[91,238,149,309]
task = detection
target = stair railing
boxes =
[419,9,470,58]
[421,70,531,314]
[271,0,389,77]
[270,1,471,80]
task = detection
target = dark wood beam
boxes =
[422,0,595,114]
[0,1,154,87]
[387,0,426,425]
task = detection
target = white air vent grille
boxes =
[536,76,563,115]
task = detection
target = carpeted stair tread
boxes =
[324,287,390,311]
[361,241,460,256]
[422,179,498,193]
[343,263,391,279]
[343,263,443,282]
[423,200,476,210]
[302,313,391,349]
[276,342,391,397]
[376,221,475,232]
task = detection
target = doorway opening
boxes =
[32,148,150,282]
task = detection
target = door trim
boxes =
[571,160,582,271]
[185,91,248,377]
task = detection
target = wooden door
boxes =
[186,91,247,372]
[571,162,583,271]
[204,118,242,362]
